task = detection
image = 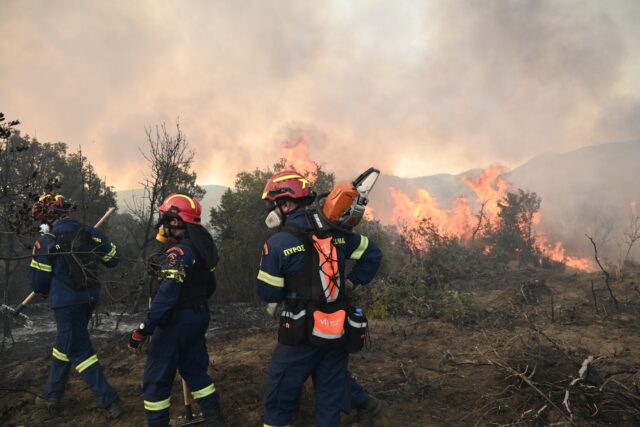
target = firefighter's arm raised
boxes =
[141,245,192,334]
[27,235,55,296]
[345,233,382,285]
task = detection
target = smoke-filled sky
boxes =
[2,0,639,190]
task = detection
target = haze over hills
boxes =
[116,140,639,258]
[116,185,228,221]
[508,140,640,256]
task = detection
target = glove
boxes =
[266,302,279,319]
[128,329,148,355]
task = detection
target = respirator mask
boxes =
[264,201,284,229]
[155,215,185,242]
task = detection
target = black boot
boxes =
[204,407,225,427]
[105,397,124,419]
[355,396,381,427]
[35,396,60,413]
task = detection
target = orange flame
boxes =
[536,234,596,271]
[392,166,595,271]
[281,134,318,180]
[392,167,508,242]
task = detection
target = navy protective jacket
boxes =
[142,239,217,334]
[256,209,382,303]
[28,218,119,309]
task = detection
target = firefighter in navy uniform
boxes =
[128,194,224,427]
[257,170,383,427]
[28,193,123,419]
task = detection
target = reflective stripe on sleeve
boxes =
[161,269,184,283]
[350,236,369,260]
[263,424,291,427]
[30,259,53,272]
[52,348,70,362]
[101,243,117,262]
[348,317,367,329]
[257,270,285,288]
[281,310,306,320]
[75,354,98,373]
[144,397,171,411]
[191,383,216,399]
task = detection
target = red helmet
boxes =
[32,193,69,222]
[158,194,202,225]
[262,170,313,202]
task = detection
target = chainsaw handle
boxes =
[352,167,380,187]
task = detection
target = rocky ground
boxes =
[2,272,640,426]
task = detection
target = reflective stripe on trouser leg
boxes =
[76,354,98,373]
[76,355,119,409]
[191,383,216,399]
[144,397,171,411]
[144,324,181,425]
[52,347,70,362]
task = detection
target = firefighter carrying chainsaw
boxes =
[257,168,383,427]
[128,193,224,427]
[28,193,124,419]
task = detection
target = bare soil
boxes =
[2,272,640,426]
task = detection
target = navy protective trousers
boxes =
[349,375,369,408]
[43,303,118,408]
[264,342,349,427]
[143,305,220,426]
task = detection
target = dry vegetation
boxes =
[2,268,640,427]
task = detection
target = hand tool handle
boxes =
[94,207,116,229]
[14,292,37,316]
[182,378,194,420]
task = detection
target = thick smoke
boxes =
[0,0,638,189]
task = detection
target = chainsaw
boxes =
[266,167,380,319]
[319,166,380,230]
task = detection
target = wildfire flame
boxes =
[281,134,318,180]
[391,166,507,242]
[536,233,595,271]
[392,166,596,271]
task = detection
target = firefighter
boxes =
[257,170,383,427]
[128,194,224,427]
[28,193,123,419]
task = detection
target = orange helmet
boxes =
[32,193,70,222]
[158,194,202,225]
[262,170,313,202]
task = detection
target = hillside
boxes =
[508,140,640,255]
